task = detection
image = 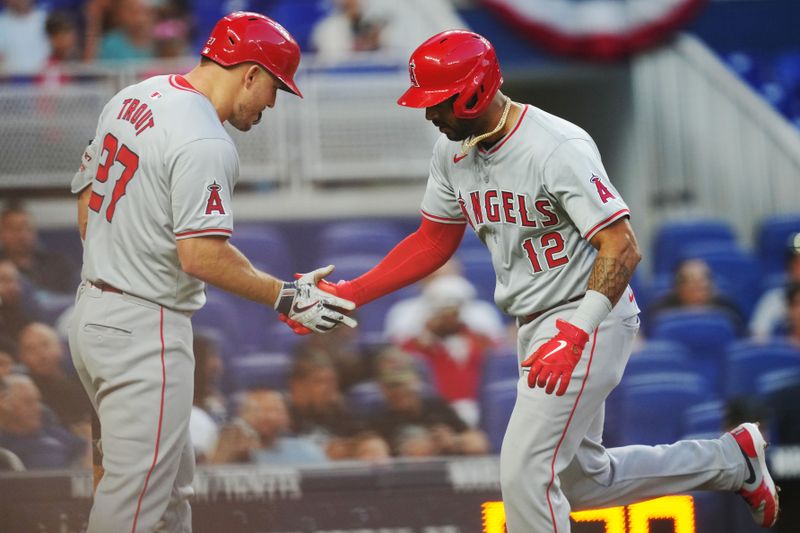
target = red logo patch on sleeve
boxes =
[590,174,616,204]
[205,181,226,215]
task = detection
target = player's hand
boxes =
[274,265,358,333]
[521,319,590,395]
[279,277,355,335]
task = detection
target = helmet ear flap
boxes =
[452,59,501,119]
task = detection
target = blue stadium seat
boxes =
[618,372,714,446]
[650,310,738,394]
[480,378,517,453]
[36,292,75,326]
[628,269,650,314]
[192,289,243,358]
[37,228,83,268]
[755,367,800,396]
[267,0,329,51]
[481,352,520,388]
[723,51,765,87]
[652,219,736,276]
[724,339,800,399]
[230,225,293,280]
[682,400,725,439]
[317,221,403,259]
[229,351,291,390]
[346,380,387,415]
[678,241,761,318]
[456,249,496,303]
[755,213,800,275]
[625,340,692,376]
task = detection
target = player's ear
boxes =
[243,64,262,89]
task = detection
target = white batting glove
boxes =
[273,265,358,333]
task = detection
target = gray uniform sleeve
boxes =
[542,138,630,241]
[70,139,99,194]
[419,141,467,224]
[170,138,239,240]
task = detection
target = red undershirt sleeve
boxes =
[344,217,466,306]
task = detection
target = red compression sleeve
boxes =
[343,217,466,306]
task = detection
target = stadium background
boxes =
[0,0,799,531]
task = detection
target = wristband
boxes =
[274,281,297,314]
[568,290,612,335]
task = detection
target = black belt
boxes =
[92,281,123,294]
[517,293,585,327]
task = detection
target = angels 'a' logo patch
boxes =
[205,181,226,215]
[409,60,420,88]
[590,174,616,204]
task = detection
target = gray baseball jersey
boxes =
[72,74,238,312]
[420,104,633,318]
[69,74,238,533]
[418,104,746,532]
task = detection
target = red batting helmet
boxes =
[201,12,302,98]
[397,30,502,119]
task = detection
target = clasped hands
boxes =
[274,265,356,334]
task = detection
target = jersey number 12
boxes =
[88,132,140,222]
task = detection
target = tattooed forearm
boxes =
[587,256,632,305]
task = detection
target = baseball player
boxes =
[282,31,779,531]
[68,12,356,533]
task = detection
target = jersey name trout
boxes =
[116,98,156,136]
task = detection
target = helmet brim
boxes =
[278,76,303,98]
[397,86,458,109]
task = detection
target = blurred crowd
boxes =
[0,0,465,76]
[1,199,800,472]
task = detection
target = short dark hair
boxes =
[786,282,800,305]
[45,10,76,37]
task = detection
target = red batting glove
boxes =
[521,319,590,396]
[280,276,357,335]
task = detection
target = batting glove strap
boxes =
[274,281,298,315]
[555,319,590,349]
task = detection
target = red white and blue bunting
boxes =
[482,0,706,60]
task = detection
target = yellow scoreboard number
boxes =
[482,495,696,533]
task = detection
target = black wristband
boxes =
[274,281,297,314]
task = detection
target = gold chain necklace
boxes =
[459,96,513,156]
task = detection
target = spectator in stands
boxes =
[310,0,386,63]
[153,18,190,59]
[751,233,800,338]
[0,203,79,293]
[0,374,87,469]
[645,258,744,331]
[350,430,391,462]
[192,332,228,424]
[211,389,326,465]
[45,10,79,64]
[294,322,368,392]
[0,339,15,378]
[0,0,50,74]
[784,283,800,347]
[17,322,91,426]
[97,0,155,62]
[369,348,489,457]
[383,259,506,346]
[0,258,38,347]
[287,351,365,459]
[311,0,466,62]
[394,425,437,458]
[401,275,493,427]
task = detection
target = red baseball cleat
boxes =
[729,423,780,528]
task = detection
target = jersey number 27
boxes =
[88,132,140,222]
